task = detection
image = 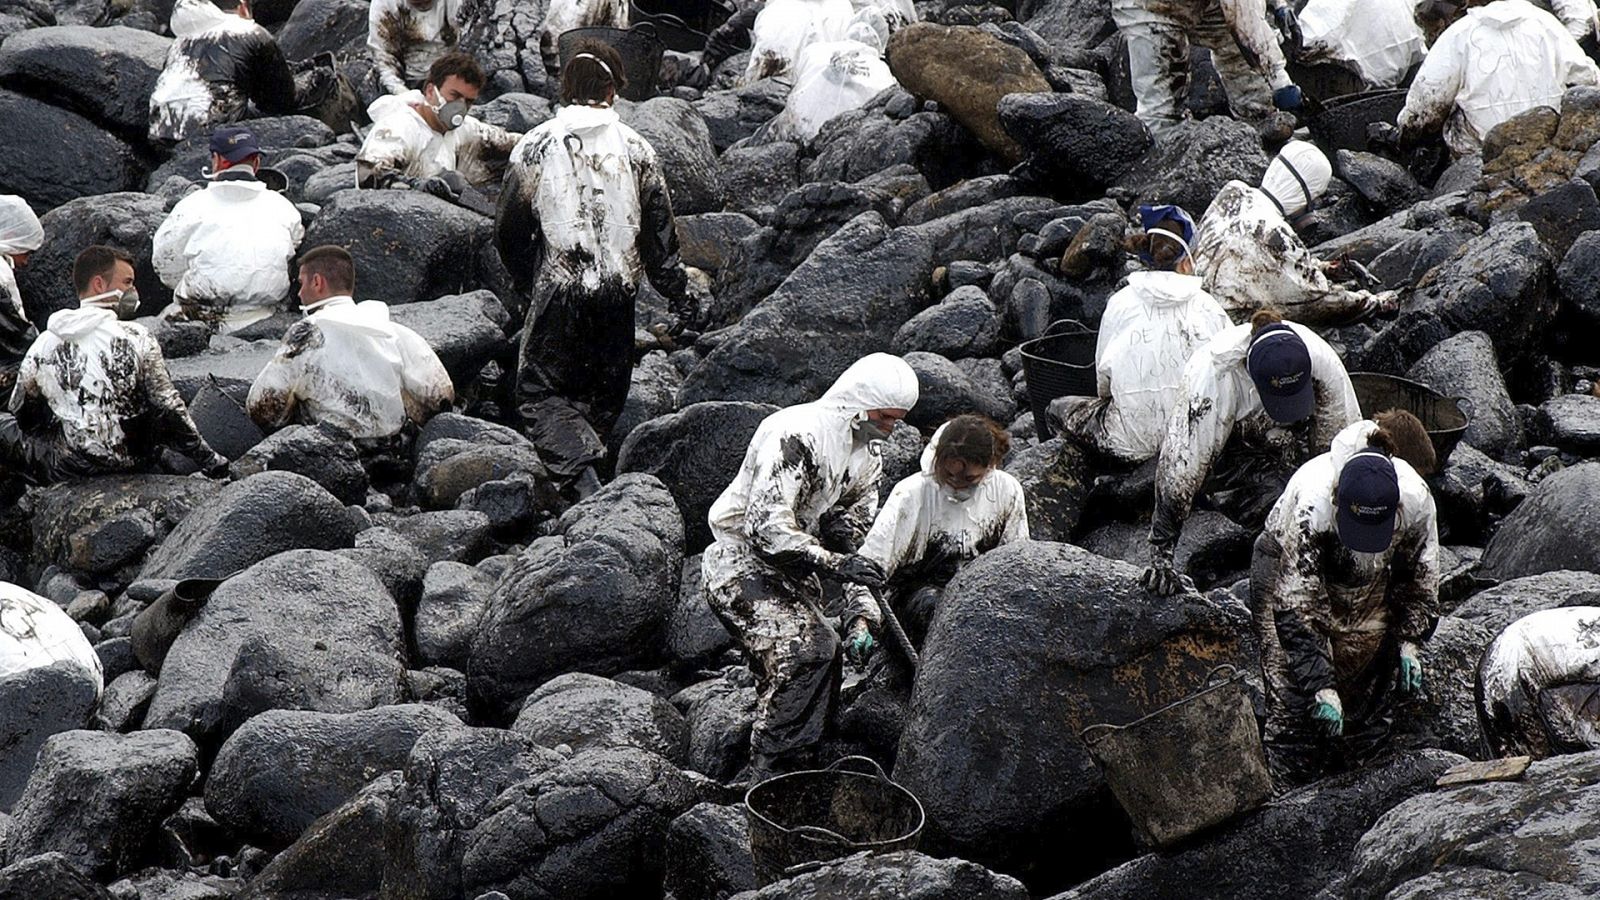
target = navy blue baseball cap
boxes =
[1336,449,1401,553]
[210,126,261,163]
[1247,323,1315,423]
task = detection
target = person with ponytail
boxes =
[495,42,696,492]
[1252,410,1439,788]
[1050,204,1230,465]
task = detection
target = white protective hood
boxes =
[1299,0,1426,88]
[766,38,897,143]
[1480,606,1600,749]
[0,582,104,690]
[0,195,41,258]
[1092,270,1231,461]
[744,0,856,83]
[169,0,239,37]
[816,352,920,418]
[1260,141,1332,219]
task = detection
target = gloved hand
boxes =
[1367,121,1402,152]
[834,553,887,589]
[1311,688,1344,737]
[844,617,877,665]
[1399,642,1424,695]
[1139,543,1191,596]
[667,291,700,337]
[1273,84,1304,112]
[418,171,468,202]
[1365,290,1402,320]
[1273,5,1304,59]
[201,452,230,479]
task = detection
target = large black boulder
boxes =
[999,92,1151,192]
[0,90,142,213]
[301,189,495,306]
[1481,462,1600,581]
[0,26,169,138]
[0,661,102,813]
[511,673,689,764]
[731,850,1029,900]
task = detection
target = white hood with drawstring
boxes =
[857,421,1029,585]
[1090,270,1232,461]
[0,195,41,322]
[245,296,455,439]
[1400,0,1599,157]
[151,175,305,333]
[703,353,920,624]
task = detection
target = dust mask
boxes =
[428,86,470,131]
[82,288,139,319]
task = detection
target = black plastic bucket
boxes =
[1020,319,1098,441]
[744,756,924,885]
[632,0,733,34]
[1081,665,1272,848]
[557,24,665,101]
[1348,371,1470,465]
[1308,89,1409,152]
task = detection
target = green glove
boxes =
[1311,689,1343,738]
[845,619,876,665]
[1399,644,1423,695]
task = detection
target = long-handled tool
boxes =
[869,586,919,670]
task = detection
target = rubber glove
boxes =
[845,617,876,665]
[1139,542,1192,596]
[1312,688,1344,737]
[1273,84,1304,112]
[1399,642,1424,695]
[834,553,887,589]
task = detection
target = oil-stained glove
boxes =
[833,553,887,589]
[845,617,877,665]
[201,452,230,479]
[1399,642,1424,695]
[1273,84,1304,112]
[1139,543,1192,596]
[1273,5,1304,59]
[418,171,467,202]
[667,291,700,337]
[1312,688,1344,737]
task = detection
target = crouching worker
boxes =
[1142,310,1361,595]
[1479,607,1600,759]
[357,53,522,204]
[702,353,919,781]
[246,245,454,454]
[851,415,1029,647]
[0,246,227,483]
[1194,141,1399,327]
[1254,413,1439,788]
[1050,205,1230,464]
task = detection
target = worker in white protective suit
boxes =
[763,22,896,142]
[357,52,522,199]
[1112,0,1305,141]
[1398,0,1599,158]
[1479,607,1600,759]
[1194,141,1399,327]
[743,0,856,83]
[853,414,1029,647]
[247,245,454,440]
[1141,310,1361,595]
[149,0,311,143]
[540,0,628,73]
[495,46,695,487]
[703,353,919,781]
[1,246,227,483]
[1050,205,1230,464]
[152,126,305,334]
[1536,0,1600,42]
[0,581,103,689]
[367,0,467,96]
[1295,0,1426,90]
[1253,415,1439,788]
[0,197,42,400]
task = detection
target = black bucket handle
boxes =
[1043,318,1092,337]
[827,755,891,783]
[1081,664,1244,746]
[788,824,854,846]
[1454,395,1476,421]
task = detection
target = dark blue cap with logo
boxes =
[1336,449,1401,553]
[209,126,261,163]
[1247,323,1315,423]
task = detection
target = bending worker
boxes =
[702,353,919,782]
[1478,607,1600,759]
[1193,141,1398,327]
[367,0,468,96]
[1255,414,1439,787]
[1142,309,1360,595]
[0,196,41,400]
[1050,204,1230,464]
[853,414,1030,648]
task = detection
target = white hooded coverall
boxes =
[702,353,918,765]
[1150,320,1361,550]
[1194,142,1388,326]
[0,196,42,398]
[743,0,857,83]
[1052,269,1231,463]
[1479,607,1600,759]
[357,90,522,189]
[0,581,103,691]
[1297,0,1426,89]
[856,421,1029,641]
[764,32,896,143]
[1252,419,1438,785]
[152,173,305,334]
[246,296,455,440]
[1399,0,1600,158]
[149,0,299,143]
[1111,0,1294,138]
[8,305,219,479]
[367,0,466,95]
[540,0,629,72]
